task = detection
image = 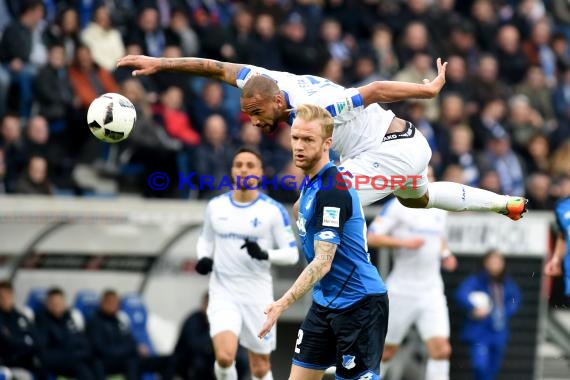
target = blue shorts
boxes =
[292,294,388,379]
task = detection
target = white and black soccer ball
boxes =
[87,93,136,143]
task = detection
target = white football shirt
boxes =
[196,192,298,304]
[236,65,395,160]
[368,198,448,295]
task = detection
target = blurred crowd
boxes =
[0,0,570,207]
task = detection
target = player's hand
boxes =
[241,238,269,260]
[423,58,447,97]
[544,257,562,277]
[441,255,458,272]
[195,257,214,275]
[259,300,286,339]
[472,307,490,320]
[116,55,162,76]
[402,238,425,249]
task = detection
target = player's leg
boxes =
[487,341,506,380]
[333,294,389,380]
[380,293,420,378]
[468,343,491,380]
[208,295,242,380]
[238,304,276,379]
[392,127,526,219]
[417,293,451,380]
[290,303,336,380]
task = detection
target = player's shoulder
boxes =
[316,166,353,205]
[258,193,291,225]
[206,192,232,208]
[555,196,570,211]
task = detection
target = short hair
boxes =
[47,287,64,298]
[294,104,334,138]
[102,289,118,299]
[241,75,280,100]
[0,280,13,291]
[233,147,263,167]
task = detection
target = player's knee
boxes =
[382,345,399,362]
[428,339,451,360]
[215,350,236,368]
[249,355,270,378]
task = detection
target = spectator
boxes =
[455,249,522,380]
[32,43,74,135]
[35,288,102,380]
[370,24,399,78]
[522,132,550,174]
[551,32,570,76]
[525,173,553,210]
[238,121,262,151]
[444,20,479,71]
[441,163,467,184]
[470,0,498,53]
[319,18,353,69]
[86,290,138,380]
[193,114,235,199]
[396,21,435,66]
[0,0,46,117]
[249,13,283,71]
[505,94,544,153]
[478,170,503,194]
[81,4,125,71]
[468,55,509,111]
[495,24,530,85]
[164,7,200,57]
[440,55,469,100]
[552,66,570,143]
[433,92,466,162]
[522,18,556,86]
[479,126,525,196]
[153,86,200,147]
[266,126,292,177]
[0,113,26,193]
[15,155,53,195]
[0,148,6,194]
[447,125,480,187]
[351,55,384,88]
[125,6,166,58]
[225,5,255,64]
[515,66,556,124]
[68,45,120,110]
[469,98,508,151]
[190,80,237,136]
[43,7,81,64]
[551,140,570,178]
[0,280,40,378]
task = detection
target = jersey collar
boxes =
[304,161,335,189]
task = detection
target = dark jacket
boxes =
[86,310,137,359]
[0,308,39,364]
[35,309,91,362]
[32,65,74,120]
[0,21,32,63]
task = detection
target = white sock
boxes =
[425,359,449,380]
[426,182,508,212]
[380,361,390,379]
[215,361,238,380]
[252,370,273,380]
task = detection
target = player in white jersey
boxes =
[367,168,457,380]
[195,147,299,380]
[117,55,527,220]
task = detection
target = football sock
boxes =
[426,182,508,212]
[252,370,273,380]
[214,361,238,380]
[425,359,449,380]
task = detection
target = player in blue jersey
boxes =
[257,104,388,380]
[117,55,527,220]
[545,176,570,302]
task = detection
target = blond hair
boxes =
[295,104,334,138]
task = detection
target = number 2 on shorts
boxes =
[294,329,304,353]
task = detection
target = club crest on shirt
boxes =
[342,354,356,370]
[251,217,261,228]
[323,207,340,227]
[297,214,307,237]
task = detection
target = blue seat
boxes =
[25,288,47,316]
[73,289,100,320]
[120,294,156,355]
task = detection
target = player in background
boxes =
[545,175,570,303]
[367,166,457,380]
[117,55,527,220]
[259,104,389,380]
[195,147,299,380]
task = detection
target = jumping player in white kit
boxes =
[195,147,299,380]
[117,55,527,221]
[367,169,457,380]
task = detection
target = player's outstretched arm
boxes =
[358,58,447,105]
[258,241,336,338]
[116,55,245,87]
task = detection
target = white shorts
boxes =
[340,122,432,206]
[207,293,276,355]
[385,292,450,345]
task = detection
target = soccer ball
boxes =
[87,93,136,143]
